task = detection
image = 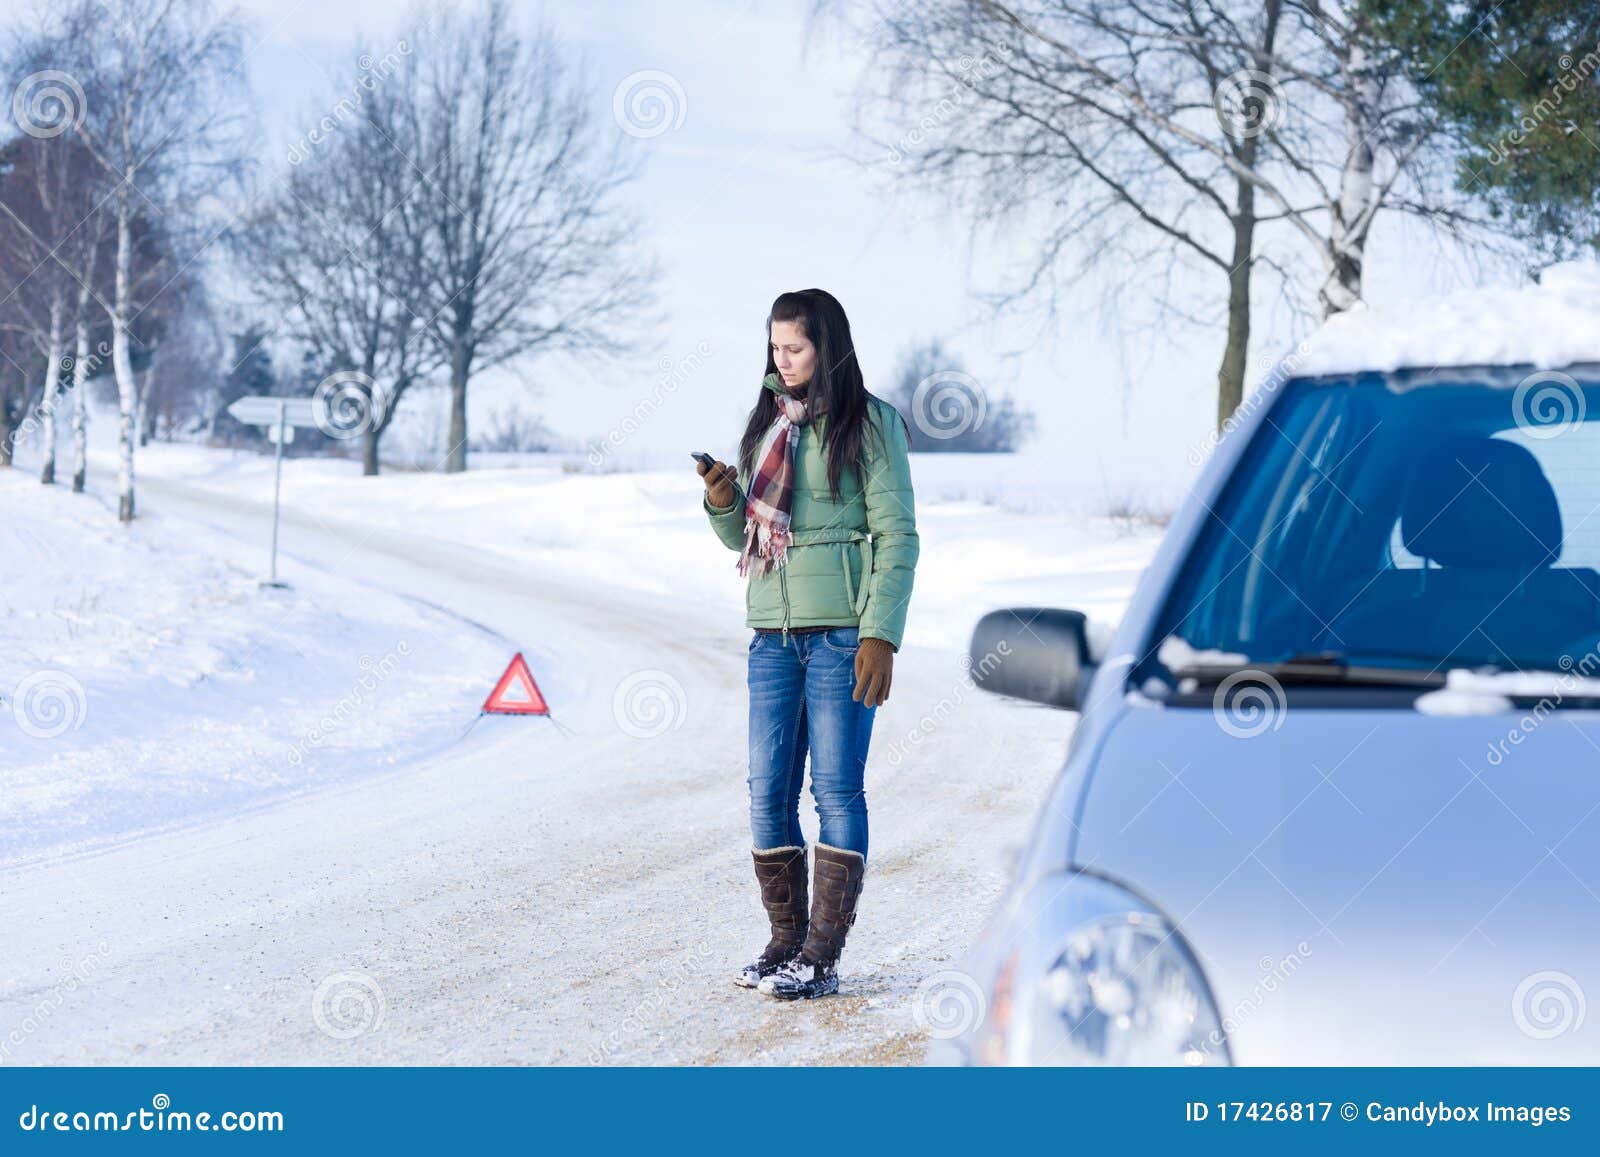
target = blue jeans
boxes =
[747,626,876,860]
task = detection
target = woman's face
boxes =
[769,320,816,390]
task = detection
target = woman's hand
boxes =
[853,637,895,707]
[698,457,736,508]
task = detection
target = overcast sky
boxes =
[124,2,1536,491]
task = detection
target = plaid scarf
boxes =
[736,372,815,578]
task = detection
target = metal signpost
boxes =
[226,396,320,587]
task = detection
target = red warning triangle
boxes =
[483,652,550,716]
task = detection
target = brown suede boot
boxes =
[734,844,809,988]
[758,842,866,999]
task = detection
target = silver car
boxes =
[932,361,1600,1065]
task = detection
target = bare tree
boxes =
[824,0,1487,427]
[50,0,246,520]
[0,136,76,481]
[0,64,111,486]
[402,0,658,472]
[235,79,436,475]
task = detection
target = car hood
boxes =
[1073,701,1600,1064]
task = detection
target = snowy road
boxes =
[2,470,1078,1065]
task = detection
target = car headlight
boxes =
[968,871,1230,1066]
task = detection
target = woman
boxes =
[697,288,919,1001]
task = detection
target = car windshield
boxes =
[1152,368,1600,677]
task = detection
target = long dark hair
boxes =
[738,288,906,503]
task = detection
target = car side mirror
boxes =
[968,607,1095,711]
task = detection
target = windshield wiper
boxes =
[1168,650,1448,689]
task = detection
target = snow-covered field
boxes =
[0,468,507,868]
[0,420,1164,1065]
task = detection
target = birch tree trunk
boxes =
[112,190,137,522]
[1319,40,1377,317]
[39,297,65,485]
[72,307,90,493]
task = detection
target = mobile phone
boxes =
[690,451,716,469]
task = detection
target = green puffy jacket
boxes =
[704,373,919,651]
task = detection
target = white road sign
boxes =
[224,395,320,587]
[226,396,318,428]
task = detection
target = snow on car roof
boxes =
[1288,260,1600,379]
